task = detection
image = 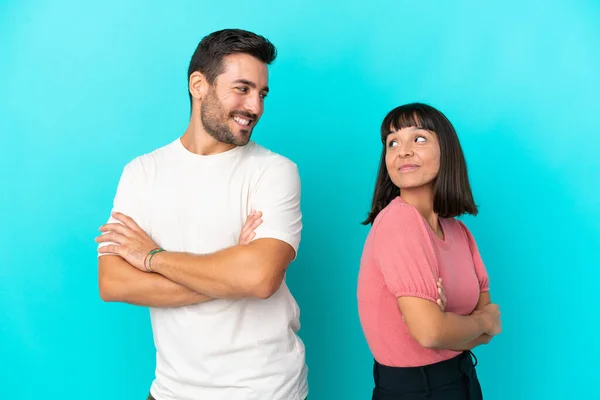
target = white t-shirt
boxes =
[99,138,308,400]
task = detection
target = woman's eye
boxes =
[388,140,397,148]
[415,136,426,143]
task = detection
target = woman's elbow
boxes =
[414,330,443,349]
[407,319,445,349]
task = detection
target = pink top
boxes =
[357,196,489,367]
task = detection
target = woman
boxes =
[357,103,501,400]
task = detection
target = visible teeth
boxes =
[233,116,250,126]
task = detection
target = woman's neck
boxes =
[400,186,444,240]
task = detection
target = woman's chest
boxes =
[434,238,481,315]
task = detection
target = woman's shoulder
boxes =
[442,217,476,243]
[372,197,426,233]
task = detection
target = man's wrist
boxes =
[146,248,166,273]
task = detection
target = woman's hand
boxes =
[436,278,447,312]
[402,277,447,323]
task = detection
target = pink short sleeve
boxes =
[372,203,439,302]
[458,221,490,292]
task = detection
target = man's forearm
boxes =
[150,239,291,299]
[99,255,213,308]
[150,248,267,299]
[117,273,213,308]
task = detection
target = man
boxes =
[96,29,308,400]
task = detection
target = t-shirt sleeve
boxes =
[372,204,439,302]
[97,158,148,257]
[250,160,302,258]
[458,221,490,292]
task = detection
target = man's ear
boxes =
[189,71,209,102]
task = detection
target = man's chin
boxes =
[234,129,252,145]
[234,138,251,146]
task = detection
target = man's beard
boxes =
[200,87,256,146]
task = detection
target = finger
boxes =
[239,220,256,238]
[241,212,259,233]
[241,214,263,237]
[436,299,444,311]
[437,284,446,297]
[99,223,134,237]
[246,210,261,219]
[245,211,262,224]
[111,212,142,232]
[239,231,256,245]
[440,289,447,305]
[97,244,121,255]
[95,232,128,245]
[437,290,447,309]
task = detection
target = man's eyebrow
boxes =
[232,79,269,92]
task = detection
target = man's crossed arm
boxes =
[96,211,293,307]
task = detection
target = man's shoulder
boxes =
[121,139,179,174]
[245,141,298,170]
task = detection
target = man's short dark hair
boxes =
[187,29,277,106]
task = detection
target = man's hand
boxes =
[238,210,262,245]
[96,212,159,272]
[96,211,264,273]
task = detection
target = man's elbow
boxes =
[98,274,122,302]
[242,241,292,299]
[248,269,285,299]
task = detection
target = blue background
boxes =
[1,0,599,399]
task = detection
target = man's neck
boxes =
[180,113,236,156]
